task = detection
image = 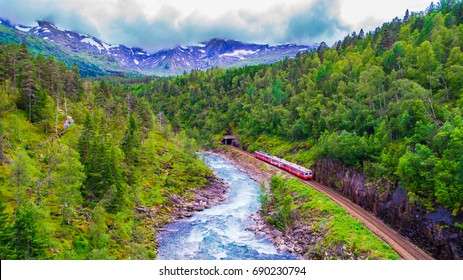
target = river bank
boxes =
[155,153,297,260]
[210,147,400,260]
[137,174,229,256]
[209,147,318,259]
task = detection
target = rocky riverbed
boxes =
[145,148,391,260]
[210,147,371,260]
[136,175,229,253]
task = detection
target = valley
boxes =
[0,1,462,261]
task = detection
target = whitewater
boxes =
[156,153,296,260]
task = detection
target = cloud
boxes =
[285,0,350,44]
[0,0,101,37]
[0,0,353,52]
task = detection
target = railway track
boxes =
[229,146,434,260]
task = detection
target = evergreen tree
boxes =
[78,113,94,165]
[65,65,83,102]
[0,198,14,259]
[49,143,85,225]
[31,89,55,133]
[19,58,35,121]
[122,113,140,167]
[404,9,410,22]
[358,28,365,39]
[9,147,38,206]
[13,204,45,259]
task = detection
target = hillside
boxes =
[0,44,216,259]
[0,22,129,77]
[1,1,463,260]
[127,2,463,259]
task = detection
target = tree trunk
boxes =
[56,88,60,134]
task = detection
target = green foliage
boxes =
[264,176,293,231]
[9,147,39,206]
[1,2,463,259]
[133,3,463,214]
[262,176,399,259]
[397,144,436,200]
[122,113,141,168]
[0,43,214,259]
[0,27,133,77]
[12,203,47,259]
[0,198,14,259]
[49,142,85,224]
[31,89,55,132]
[316,131,370,167]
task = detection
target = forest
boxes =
[0,43,212,259]
[133,1,463,216]
[1,0,463,260]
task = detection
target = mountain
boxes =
[0,19,315,76]
[140,39,314,76]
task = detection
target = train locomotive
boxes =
[254,151,313,180]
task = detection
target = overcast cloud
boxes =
[0,0,431,52]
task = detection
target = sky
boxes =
[0,0,432,52]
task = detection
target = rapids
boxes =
[156,153,296,260]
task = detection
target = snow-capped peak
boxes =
[1,18,315,76]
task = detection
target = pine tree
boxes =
[31,89,55,133]
[0,198,14,259]
[20,58,36,121]
[78,113,94,165]
[49,143,85,225]
[404,9,410,22]
[65,65,83,102]
[13,204,45,259]
[122,114,140,167]
[10,147,38,206]
[358,28,365,39]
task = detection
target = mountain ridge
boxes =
[0,18,316,76]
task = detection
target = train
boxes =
[254,151,313,180]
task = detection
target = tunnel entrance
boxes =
[221,135,239,146]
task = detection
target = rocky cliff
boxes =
[313,158,463,259]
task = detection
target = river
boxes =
[156,153,297,260]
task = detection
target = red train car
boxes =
[254,151,313,180]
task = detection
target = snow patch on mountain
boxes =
[220,49,259,60]
[15,25,32,32]
[81,37,104,51]
[191,43,207,48]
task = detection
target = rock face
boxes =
[313,158,463,259]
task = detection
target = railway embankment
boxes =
[312,158,463,260]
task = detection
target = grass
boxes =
[269,176,400,260]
